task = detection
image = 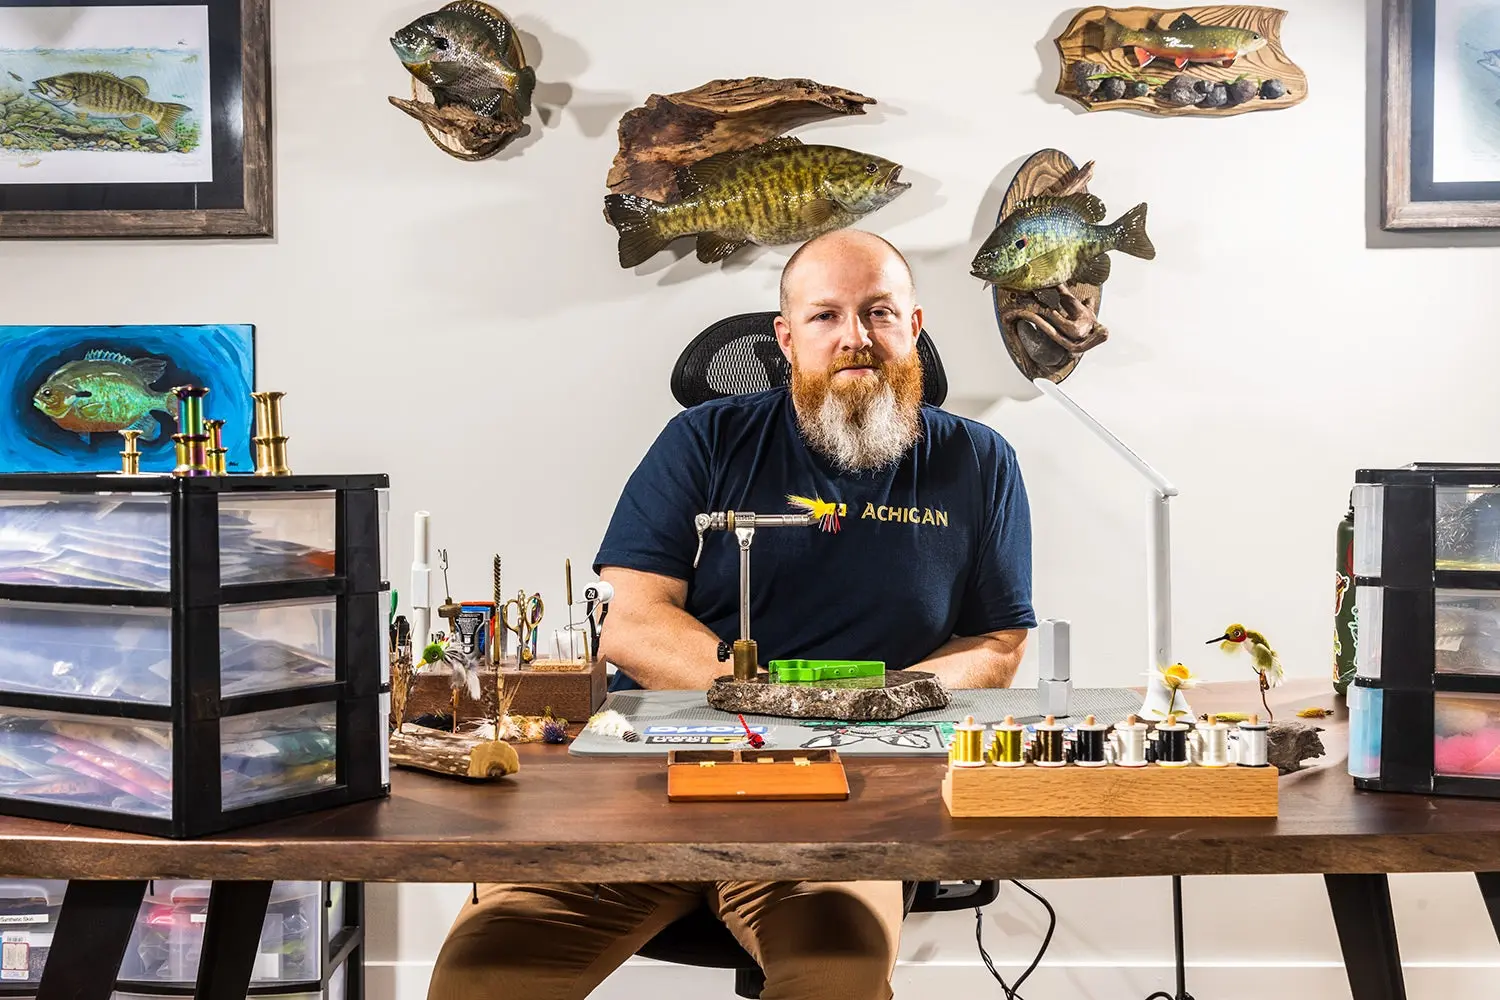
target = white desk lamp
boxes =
[1031,377,1184,720]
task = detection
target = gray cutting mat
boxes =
[569,687,1143,757]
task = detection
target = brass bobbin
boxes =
[990,714,1025,766]
[170,434,192,478]
[118,429,143,476]
[950,715,986,767]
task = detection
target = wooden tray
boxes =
[942,762,1278,817]
[667,749,850,802]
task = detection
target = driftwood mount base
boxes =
[388,725,520,781]
[606,76,874,203]
[991,149,1109,384]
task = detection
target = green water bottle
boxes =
[1334,494,1357,696]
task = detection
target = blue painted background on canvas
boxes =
[0,325,254,473]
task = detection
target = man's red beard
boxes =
[789,347,925,472]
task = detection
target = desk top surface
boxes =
[2,680,1498,883]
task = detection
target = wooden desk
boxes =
[0,680,1492,1000]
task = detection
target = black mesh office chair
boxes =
[636,310,997,998]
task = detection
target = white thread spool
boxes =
[1199,722,1231,767]
[1113,715,1149,767]
[1237,715,1270,767]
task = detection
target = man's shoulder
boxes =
[670,387,788,433]
[920,405,1018,466]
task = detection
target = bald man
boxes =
[427,231,1036,1000]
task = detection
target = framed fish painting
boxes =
[0,324,255,473]
[0,0,270,238]
[1384,0,1500,228]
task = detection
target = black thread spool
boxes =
[1155,719,1191,767]
[1073,714,1109,767]
[1034,715,1067,767]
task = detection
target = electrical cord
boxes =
[975,879,1056,1000]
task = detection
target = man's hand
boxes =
[914,629,1028,689]
[595,567,726,690]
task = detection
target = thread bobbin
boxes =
[1033,715,1067,767]
[1237,714,1271,768]
[1113,714,1148,767]
[990,715,1025,767]
[950,715,986,768]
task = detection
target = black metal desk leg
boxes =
[36,879,148,1000]
[194,880,274,1000]
[1324,874,1407,1000]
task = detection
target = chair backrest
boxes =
[670,311,949,408]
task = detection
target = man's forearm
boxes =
[597,602,725,689]
[916,630,1028,689]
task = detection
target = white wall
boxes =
[4,0,1499,994]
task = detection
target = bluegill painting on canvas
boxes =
[0,4,212,185]
[0,326,254,474]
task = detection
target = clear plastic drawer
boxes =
[120,880,323,983]
[0,601,171,704]
[220,599,337,698]
[1436,486,1500,571]
[1348,685,1383,781]
[219,492,336,587]
[1435,590,1500,675]
[1435,691,1500,779]
[0,880,64,983]
[221,704,337,811]
[0,710,172,817]
[0,493,171,591]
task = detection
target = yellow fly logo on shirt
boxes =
[786,494,847,533]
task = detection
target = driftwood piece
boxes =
[606,77,874,202]
[1267,720,1327,775]
[388,724,520,781]
[388,95,527,160]
[1054,6,1308,117]
[990,149,1108,384]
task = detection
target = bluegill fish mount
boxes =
[982,149,1153,384]
[388,1,534,161]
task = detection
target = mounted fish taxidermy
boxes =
[975,150,1153,383]
[388,1,535,160]
[603,77,906,267]
[1055,6,1307,116]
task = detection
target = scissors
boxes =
[501,590,544,664]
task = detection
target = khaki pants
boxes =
[427,880,905,1000]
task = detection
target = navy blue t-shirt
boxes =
[593,388,1036,688]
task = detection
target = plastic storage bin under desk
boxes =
[0,880,65,984]
[120,881,325,984]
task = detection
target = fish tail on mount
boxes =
[1111,203,1155,260]
[604,193,671,268]
[1099,14,1138,51]
[514,65,535,117]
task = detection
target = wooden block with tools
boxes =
[406,658,607,723]
[667,749,850,802]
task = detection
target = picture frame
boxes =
[0,0,270,238]
[1384,0,1500,229]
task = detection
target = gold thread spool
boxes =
[170,434,192,478]
[1034,714,1067,767]
[251,391,291,476]
[184,434,211,477]
[204,420,226,475]
[119,429,143,475]
[950,715,986,767]
[252,390,286,437]
[990,714,1025,767]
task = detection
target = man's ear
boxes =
[910,304,923,346]
[773,313,793,360]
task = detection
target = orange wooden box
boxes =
[667,750,850,802]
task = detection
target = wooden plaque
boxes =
[942,762,1279,818]
[668,750,850,802]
